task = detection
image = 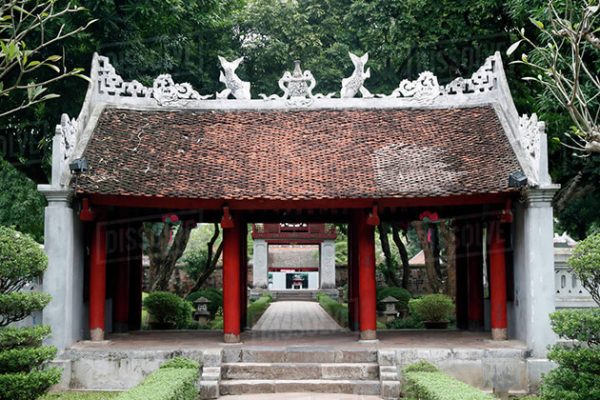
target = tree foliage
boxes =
[0,0,94,117]
[567,233,600,305]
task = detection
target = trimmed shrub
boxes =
[247,294,272,326]
[0,368,62,400]
[0,345,57,373]
[316,293,348,327]
[0,325,51,350]
[186,288,222,317]
[114,368,198,400]
[403,360,439,373]
[143,292,193,329]
[377,286,412,312]
[387,316,424,329]
[403,370,494,400]
[0,226,60,399]
[160,357,200,370]
[409,294,455,322]
[539,308,600,400]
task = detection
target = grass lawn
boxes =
[41,392,120,400]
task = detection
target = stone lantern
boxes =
[381,296,399,323]
[193,297,211,325]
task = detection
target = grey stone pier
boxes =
[511,187,558,358]
[252,239,268,288]
[320,240,336,289]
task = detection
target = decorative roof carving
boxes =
[58,113,77,162]
[216,56,251,100]
[382,71,440,103]
[441,54,497,95]
[519,113,544,167]
[96,55,211,104]
[341,52,373,98]
[259,60,334,106]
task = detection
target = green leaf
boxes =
[530,18,544,29]
[506,40,523,56]
[45,55,62,62]
[43,63,60,73]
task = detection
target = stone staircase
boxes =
[199,347,400,399]
[270,290,319,302]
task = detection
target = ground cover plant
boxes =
[247,293,273,327]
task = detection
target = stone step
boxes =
[223,348,378,363]
[219,379,381,396]
[221,362,379,380]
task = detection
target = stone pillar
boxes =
[512,188,557,357]
[320,239,336,289]
[357,211,377,341]
[252,239,268,289]
[223,220,241,343]
[89,222,107,341]
[38,188,85,352]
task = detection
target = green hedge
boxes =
[0,369,62,400]
[316,293,348,327]
[143,292,193,329]
[247,294,272,326]
[403,361,493,400]
[114,357,199,400]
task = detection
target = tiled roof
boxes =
[74,106,521,200]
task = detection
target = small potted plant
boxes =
[409,294,455,329]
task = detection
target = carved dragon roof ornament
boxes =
[216,56,251,100]
[95,55,211,104]
[341,52,373,98]
[260,60,335,106]
[381,71,440,104]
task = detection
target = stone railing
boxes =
[555,265,597,309]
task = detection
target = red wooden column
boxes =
[489,222,508,340]
[222,214,242,343]
[113,224,130,333]
[128,222,144,331]
[467,223,484,331]
[239,222,248,330]
[357,211,377,341]
[348,212,361,331]
[89,222,107,341]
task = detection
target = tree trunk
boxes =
[413,220,440,293]
[186,223,224,295]
[439,220,457,299]
[377,223,400,287]
[144,222,194,292]
[391,224,411,290]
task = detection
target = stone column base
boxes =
[90,328,104,341]
[223,333,240,343]
[359,329,377,341]
[492,328,507,340]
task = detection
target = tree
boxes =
[144,220,194,292]
[568,232,600,305]
[183,223,224,295]
[509,0,600,153]
[0,226,60,400]
[0,159,45,242]
[0,0,94,117]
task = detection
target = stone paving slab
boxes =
[220,392,382,399]
[252,301,344,332]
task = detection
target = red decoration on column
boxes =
[80,198,95,221]
[223,218,241,343]
[490,222,508,340]
[358,211,377,341]
[366,204,380,226]
[89,222,107,341]
[221,206,234,229]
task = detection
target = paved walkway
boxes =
[252,301,344,332]
[220,393,382,400]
